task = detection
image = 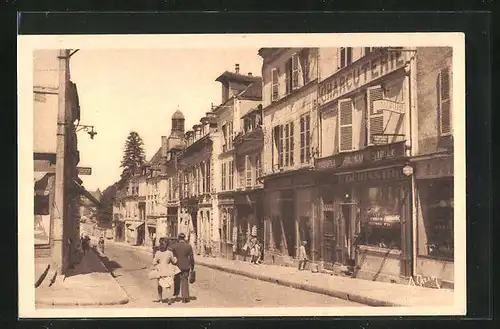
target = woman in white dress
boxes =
[152,238,179,304]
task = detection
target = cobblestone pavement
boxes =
[97,243,367,308]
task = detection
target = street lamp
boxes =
[402,164,414,177]
[76,124,97,139]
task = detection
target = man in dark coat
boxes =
[171,232,195,303]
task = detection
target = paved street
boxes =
[99,243,366,308]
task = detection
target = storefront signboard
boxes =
[415,156,453,179]
[337,166,406,184]
[315,142,406,171]
[318,49,406,106]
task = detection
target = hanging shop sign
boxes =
[337,166,407,184]
[366,214,401,227]
[77,167,92,175]
[415,156,453,179]
[318,49,406,105]
[315,141,406,171]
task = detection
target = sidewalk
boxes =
[108,240,455,307]
[35,248,129,307]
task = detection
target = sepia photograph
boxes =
[18,33,466,318]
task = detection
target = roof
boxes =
[238,79,262,100]
[215,71,261,84]
[172,110,185,120]
[149,147,162,166]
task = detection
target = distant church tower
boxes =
[165,109,186,154]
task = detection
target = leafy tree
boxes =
[120,131,146,178]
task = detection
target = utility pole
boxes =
[52,49,70,275]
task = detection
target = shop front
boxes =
[125,221,144,245]
[315,141,413,283]
[218,194,236,260]
[263,170,318,267]
[414,154,454,288]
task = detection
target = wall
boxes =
[416,47,453,155]
[262,85,318,175]
[33,50,61,154]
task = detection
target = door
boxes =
[340,204,356,266]
[323,206,337,266]
[281,199,296,257]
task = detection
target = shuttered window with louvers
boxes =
[339,99,354,152]
[367,86,385,145]
[439,67,452,135]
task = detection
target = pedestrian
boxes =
[152,234,158,258]
[152,238,179,304]
[98,236,105,254]
[298,241,308,271]
[251,240,262,264]
[171,232,195,303]
[82,235,90,255]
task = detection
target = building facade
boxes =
[177,111,220,256]
[212,65,264,259]
[259,48,320,266]
[33,49,95,273]
[412,47,454,288]
[314,47,415,282]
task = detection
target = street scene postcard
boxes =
[18,33,466,318]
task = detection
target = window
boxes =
[271,216,282,251]
[228,160,234,190]
[222,124,227,152]
[299,48,311,85]
[300,114,311,163]
[201,162,206,193]
[271,68,279,102]
[358,185,407,250]
[255,153,262,180]
[221,163,227,191]
[34,195,49,215]
[339,47,353,69]
[438,67,452,135]
[338,99,354,152]
[245,155,253,187]
[285,58,293,95]
[420,181,454,260]
[274,122,295,169]
[205,161,211,193]
[228,121,233,150]
[364,47,374,55]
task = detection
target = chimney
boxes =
[248,72,252,76]
[161,136,168,157]
[235,64,240,74]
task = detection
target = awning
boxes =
[34,172,54,196]
[126,221,144,231]
[73,180,101,207]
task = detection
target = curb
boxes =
[196,261,400,307]
[91,247,131,304]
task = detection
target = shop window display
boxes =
[358,185,407,250]
[421,181,454,260]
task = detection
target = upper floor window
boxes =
[364,47,374,56]
[271,68,279,102]
[222,121,234,152]
[245,155,253,187]
[438,67,452,135]
[273,122,294,169]
[228,160,234,190]
[221,162,227,191]
[255,153,263,181]
[205,161,211,193]
[339,47,353,69]
[243,110,262,134]
[300,114,311,163]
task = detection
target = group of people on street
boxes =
[151,232,195,305]
[79,234,105,255]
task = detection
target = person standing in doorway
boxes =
[298,241,308,271]
[171,232,195,303]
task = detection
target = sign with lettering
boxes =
[315,141,406,171]
[415,156,453,179]
[337,166,407,184]
[77,167,92,175]
[371,135,389,145]
[318,49,406,105]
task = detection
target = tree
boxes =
[120,131,146,178]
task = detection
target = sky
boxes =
[70,49,263,191]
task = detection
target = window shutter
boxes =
[367,85,385,145]
[271,69,279,102]
[292,53,300,89]
[439,67,452,135]
[338,99,354,152]
[290,122,295,166]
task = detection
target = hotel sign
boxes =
[318,49,406,106]
[315,141,406,171]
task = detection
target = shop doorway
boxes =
[340,203,356,266]
[323,208,337,266]
[281,197,296,257]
